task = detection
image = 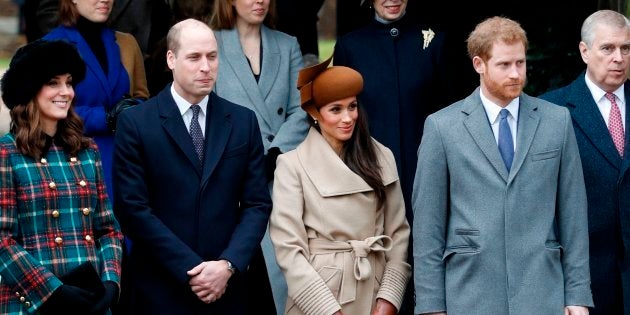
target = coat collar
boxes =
[157,86,232,182]
[462,88,540,183]
[296,128,398,197]
[563,75,628,171]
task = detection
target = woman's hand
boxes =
[371,298,397,315]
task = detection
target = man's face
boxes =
[581,24,630,92]
[167,26,218,104]
[473,40,527,107]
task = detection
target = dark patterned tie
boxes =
[189,104,204,163]
[498,109,514,171]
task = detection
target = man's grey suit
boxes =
[413,88,593,314]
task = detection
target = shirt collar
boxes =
[584,72,625,105]
[170,84,209,116]
[480,89,520,124]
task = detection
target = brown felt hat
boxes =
[297,56,363,120]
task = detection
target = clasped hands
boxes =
[187,260,233,304]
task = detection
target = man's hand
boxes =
[565,306,589,315]
[187,260,233,304]
[371,298,397,315]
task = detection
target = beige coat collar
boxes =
[296,128,399,197]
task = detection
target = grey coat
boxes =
[214,26,308,154]
[412,88,593,314]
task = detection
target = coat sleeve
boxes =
[556,108,593,307]
[0,143,62,313]
[269,36,308,153]
[375,159,411,310]
[269,154,342,315]
[217,111,272,271]
[89,144,123,287]
[412,115,449,313]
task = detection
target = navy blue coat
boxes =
[113,86,272,314]
[333,16,455,218]
[540,75,630,315]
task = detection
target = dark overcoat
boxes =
[333,16,454,217]
[540,75,630,314]
[113,86,272,314]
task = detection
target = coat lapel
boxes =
[462,89,510,182]
[61,27,113,105]
[567,77,621,170]
[158,87,201,176]
[258,26,280,102]
[297,128,373,197]
[201,93,232,187]
[219,29,274,126]
[507,94,540,184]
[620,82,630,175]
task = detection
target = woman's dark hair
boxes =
[10,99,91,159]
[209,0,276,30]
[58,0,80,26]
[309,102,387,209]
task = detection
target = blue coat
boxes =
[214,26,308,154]
[44,26,131,197]
[333,16,453,217]
[540,75,630,314]
[113,86,272,314]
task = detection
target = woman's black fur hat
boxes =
[1,39,86,109]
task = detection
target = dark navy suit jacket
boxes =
[540,74,630,315]
[113,85,272,314]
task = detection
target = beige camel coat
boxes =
[270,128,410,315]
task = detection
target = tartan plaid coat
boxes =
[0,133,123,314]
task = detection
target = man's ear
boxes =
[166,50,176,70]
[472,56,485,75]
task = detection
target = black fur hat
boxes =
[1,39,86,110]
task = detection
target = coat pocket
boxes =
[317,266,343,300]
[531,149,560,161]
[442,245,480,261]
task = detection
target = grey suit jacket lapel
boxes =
[463,89,510,182]
[508,94,540,184]
[258,26,280,101]
[219,28,274,126]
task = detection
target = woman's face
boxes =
[36,74,74,131]
[75,0,112,23]
[373,0,407,21]
[232,0,269,26]
[317,96,358,153]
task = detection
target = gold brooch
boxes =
[422,28,435,50]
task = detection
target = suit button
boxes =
[40,158,47,164]
[54,237,62,245]
[85,235,93,242]
[15,292,20,297]
[78,180,86,187]
[24,302,30,307]
[82,207,90,215]
[277,107,284,115]
[48,182,56,189]
[19,296,25,302]
[266,135,275,142]
[52,210,60,218]
[70,157,77,163]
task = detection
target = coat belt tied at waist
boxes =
[308,235,393,304]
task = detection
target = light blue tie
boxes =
[498,109,514,171]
